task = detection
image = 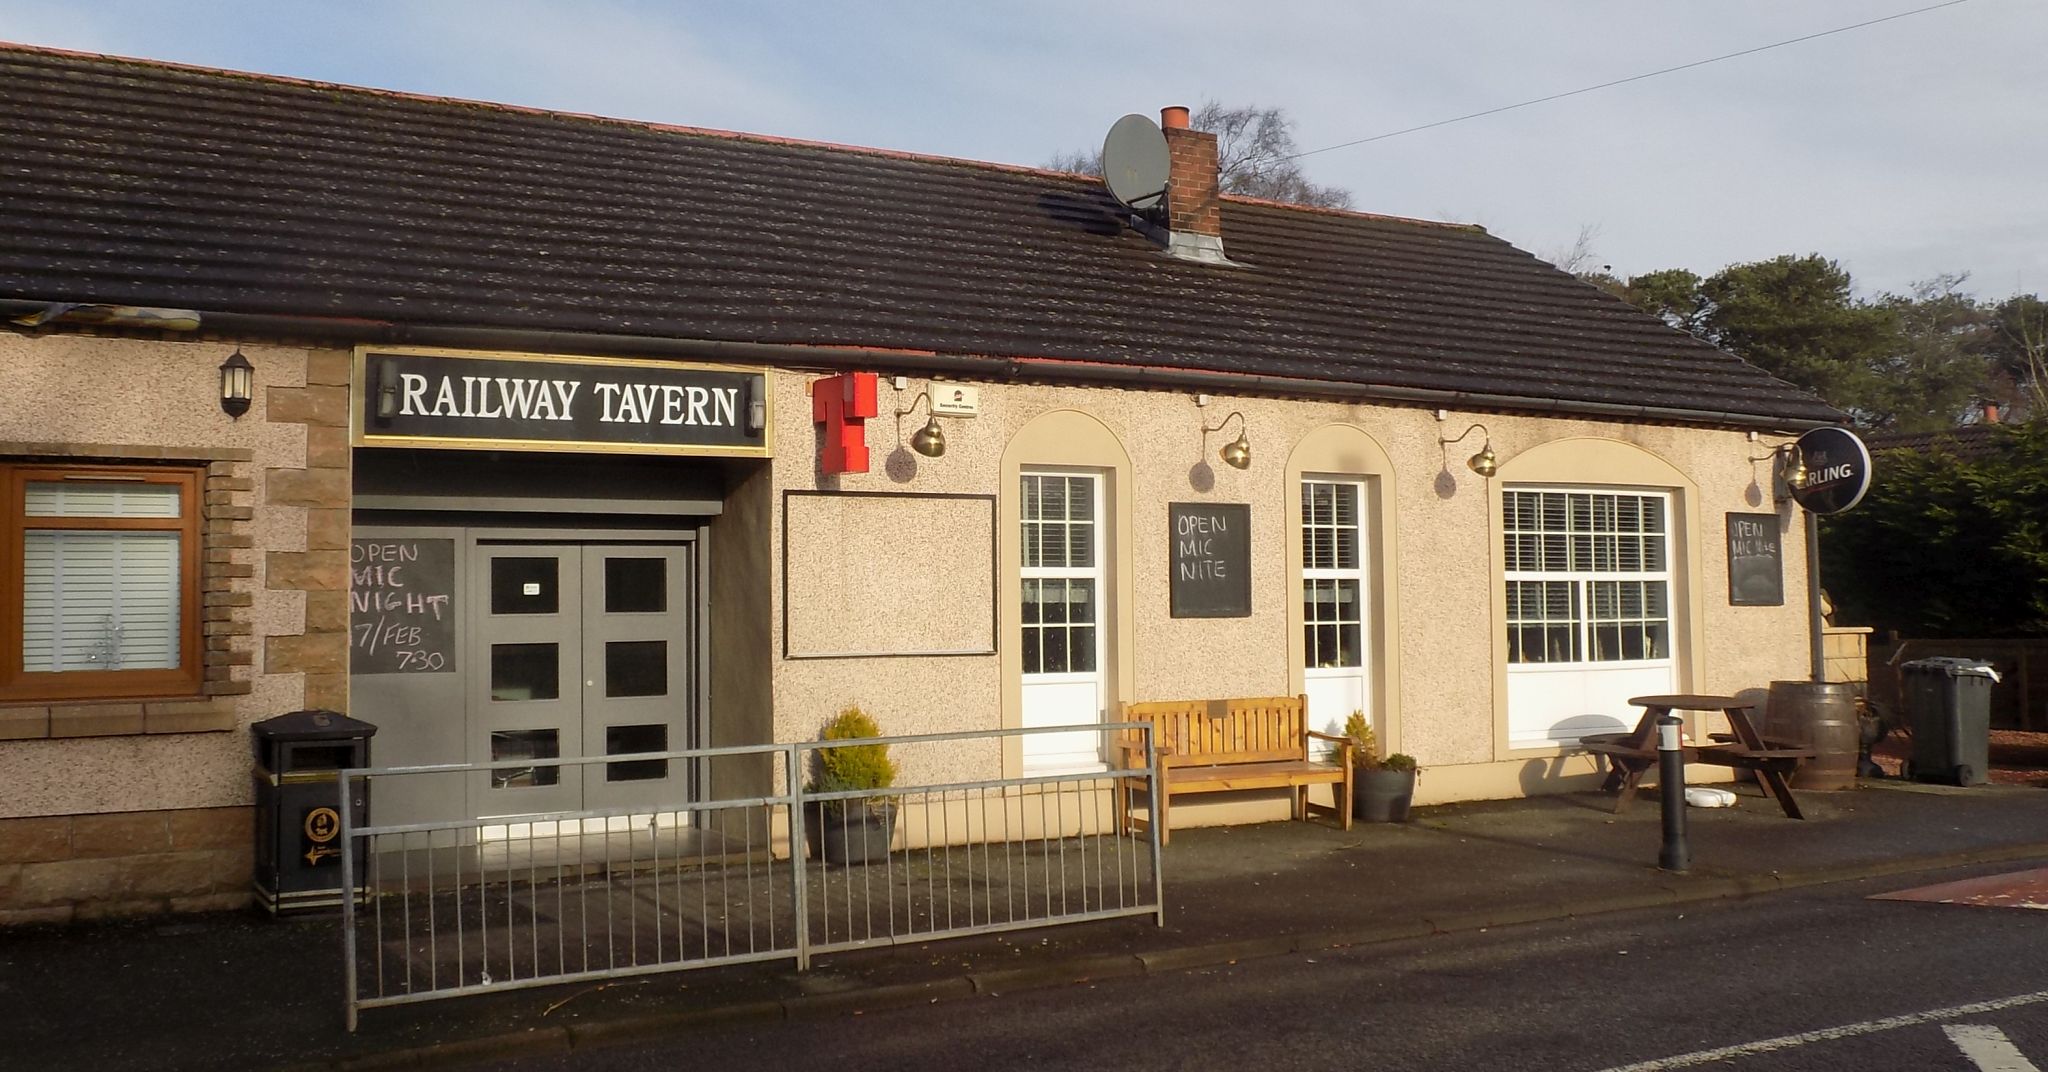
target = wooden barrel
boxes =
[1764,680,1860,790]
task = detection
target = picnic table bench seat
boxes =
[1580,694,1816,819]
[1116,694,1352,844]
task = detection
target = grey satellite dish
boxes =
[1102,113,1169,213]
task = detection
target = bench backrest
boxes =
[1120,694,1310,766]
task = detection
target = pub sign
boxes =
[353,347,773,456]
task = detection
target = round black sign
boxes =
[1789,426,1872,514]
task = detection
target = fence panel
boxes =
[342,724,1162,1028]
[341,744,803,1030]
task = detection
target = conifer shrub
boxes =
[811,706,897,802]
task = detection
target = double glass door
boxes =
[469,542,693,818]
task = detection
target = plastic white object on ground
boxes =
[1685,787,1738,808]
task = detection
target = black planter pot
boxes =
[813,802,898,865]
[1353,768,1417,823]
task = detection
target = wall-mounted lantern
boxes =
[1439,422,1496,477]
[896,391,947,458]
[1202,410,1252,470]
[219,349,254,420]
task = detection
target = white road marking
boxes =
[1590,987,2048,1071]
[1946,1024,2042,1072]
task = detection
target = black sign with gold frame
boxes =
[352,347,774,457]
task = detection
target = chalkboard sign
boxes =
[1169,502,1252,618]
[1726,513,1784,607]
[350,538,456,673]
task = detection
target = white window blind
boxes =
[25,481,182,518]
[1502,489,1672,665]
[21,481,184,674]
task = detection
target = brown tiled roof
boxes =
[0,45,1842,427]
[1865,424,2009,462]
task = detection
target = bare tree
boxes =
[1193,101,1353,209]
[1045,148,1102,176]
[1542,224,1605,276]
[1043,101,1353,209]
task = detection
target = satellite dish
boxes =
[1102,113,1169,213]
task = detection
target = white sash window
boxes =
[1503,488,1677,747]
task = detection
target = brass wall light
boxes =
[896,391,946,458]
[1440,422,1497,477]
[1749,442,1808,499]
[1202,410,1252,470]
[218,349,253,420]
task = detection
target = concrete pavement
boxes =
[5,779,2047,1071]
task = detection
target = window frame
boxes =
[1,462,205,702]
[1301,477,1367,673]
[1502,486,1674,671]
[1018,470,1104,681]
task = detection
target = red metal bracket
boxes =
[811,372,878,474]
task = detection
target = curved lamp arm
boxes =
[895,391,946,458]
[1438,422,1497,477]
[1200,410,1252,470]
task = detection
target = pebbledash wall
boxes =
[0,334,1816,920]
[0,334,350,925]
[766,371,1812,821]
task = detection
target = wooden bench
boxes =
[1580,694,1816,819]
[1115,694,1353,844]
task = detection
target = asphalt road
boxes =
[489,864,2048,1071]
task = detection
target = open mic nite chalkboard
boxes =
[1169,502,1252,618]
[350,538,456,673]
[1726,513,1784,607]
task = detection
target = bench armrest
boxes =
[1303,730,1350,744]
[1112,739,1178,769]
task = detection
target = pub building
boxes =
[0,45,1842,923]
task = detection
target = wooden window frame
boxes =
[0,462,205,702]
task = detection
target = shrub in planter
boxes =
[809,707,900,865]
[1344,711,1420,823]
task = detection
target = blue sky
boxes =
[5,0,2045,297]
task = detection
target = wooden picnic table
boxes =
[1578,694,1817,819]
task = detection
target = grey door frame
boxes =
[463,526,710,821]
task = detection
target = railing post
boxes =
[788,743,811,970]
[1146,725,1165,927]
[339,769,359,1033]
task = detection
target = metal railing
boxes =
[341,723,1161,1028]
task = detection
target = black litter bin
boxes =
[1899,657,1997,786]
[252,709,377,914]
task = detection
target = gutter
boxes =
[0,300,1836,434]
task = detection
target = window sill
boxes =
[0,697,236,740]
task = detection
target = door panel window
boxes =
[1020,474,1102,679]
[1301,480,1366,671]
[490,557,559,615]
[603,640,668,698]
[490,729,560,788]
[605,723,668,781]
[490,642,559,701]
[604,557,667,613]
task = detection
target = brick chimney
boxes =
[1983,401,2002,424]
[1158,105,1234,265]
